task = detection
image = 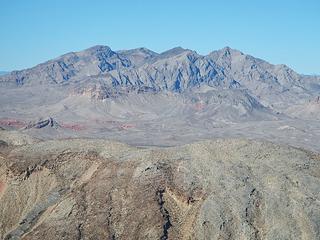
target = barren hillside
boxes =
[0,131,319,239]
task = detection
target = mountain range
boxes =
[0,45,320,150]
[1,46,319,110]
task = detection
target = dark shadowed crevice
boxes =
[156,189,172,240]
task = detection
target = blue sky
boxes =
[0,0,319,74]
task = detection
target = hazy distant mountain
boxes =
[0,71,9,76]
[0,45,319,127]
[1,46,318,101]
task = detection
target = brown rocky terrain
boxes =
[0,130,319,239]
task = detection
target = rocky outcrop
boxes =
[24,117,60,129]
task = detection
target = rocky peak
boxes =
[118,47,158,57]
[208,46,244,60]
[83,45,114,55]
[159,47,191,58]
[117,47,158,66]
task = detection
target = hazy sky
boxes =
[0,0,319,74]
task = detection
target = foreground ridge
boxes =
[0,135,319,239]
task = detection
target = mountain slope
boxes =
[0,46,131,86]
